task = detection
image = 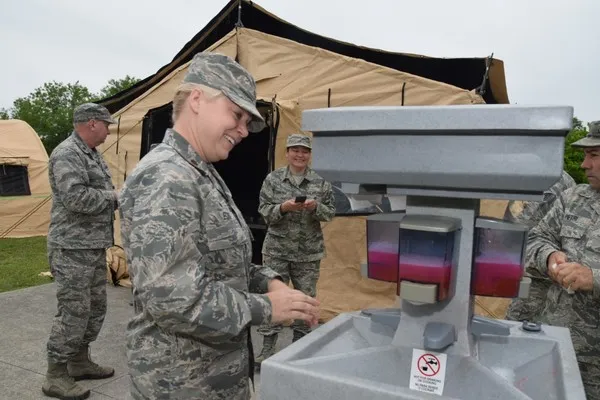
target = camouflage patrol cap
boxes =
[183,52,266,132]
[286,134,312,149]
[572,121,600,148]
[73,103,116,124]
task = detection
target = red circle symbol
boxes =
[417,354,441,377]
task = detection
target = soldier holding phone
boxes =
[255,134,336,365]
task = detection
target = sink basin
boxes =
[476,335,564,398]
[260,312,585,400]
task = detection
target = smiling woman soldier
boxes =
[255,133,336,366]
[118,53,320,400]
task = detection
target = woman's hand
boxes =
[267,288,320,327]
[281,199,305,213]
[303,199,317,211]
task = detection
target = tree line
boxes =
[0,76,139,155]
[0,78,590,185]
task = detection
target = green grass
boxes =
[0,236,51,293]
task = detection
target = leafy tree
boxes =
[571,116,585,131]
[2,76,139,154]
[9,81,96,154]
[96,75,140,100]
[564,117,588,184]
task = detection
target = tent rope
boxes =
[100,119,142,155]
[475,297,501,319]
[0,195,52,239]
[0,118,142,239]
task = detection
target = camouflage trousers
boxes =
[46,248,107,364]
[257,256,320,336]
[505,269,552,322]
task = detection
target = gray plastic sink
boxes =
[260,312,584,400]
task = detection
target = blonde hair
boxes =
[172,82,222,122]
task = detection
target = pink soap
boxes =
[397,254,452,300]
[368,250,398,267]
[368,262,398,282]
[472,254,523,297]
[367,244,399,282]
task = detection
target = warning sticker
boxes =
[409,348,447,395]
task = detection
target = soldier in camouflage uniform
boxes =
[43,103,118,400]
[118,52,320,400]
[526,121,600,399]
[504,170,576,322]
[255,134,336,365]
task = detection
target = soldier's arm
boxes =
[248,263,282,294]
[258,175,284,224]
[312,181,336,222]
[129,176,272,342]
[526,194,566,275]
[50,149,114,215]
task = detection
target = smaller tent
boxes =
[0,120,52,238]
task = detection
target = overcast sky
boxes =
[1,0,598,123]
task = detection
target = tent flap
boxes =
[0,157,30,166]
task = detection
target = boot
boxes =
[292,330,306,343]
[42,361,90,400]
[67,345,114,381]
[255,334,278,366]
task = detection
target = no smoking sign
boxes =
[410,349,447,395]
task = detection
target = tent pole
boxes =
[401,82,406,106]
[116,116,121,154]
[234,1,243,62]
[124,151,128,182]
[235,0,244,28]
[476,52,494,97]
[268,96,278,172]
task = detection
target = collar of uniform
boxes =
[579,185,600,216]
[304,167,319,182]
[284,166,317,182]
[579,184,600,199]
[163,128,210,174]
[71,131,93,156]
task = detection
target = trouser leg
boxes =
[81,250,107,346]
[46,248,99,364]
[289,260,320,339]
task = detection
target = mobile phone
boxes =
[295,196,307,203]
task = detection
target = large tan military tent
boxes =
[0,120,52,238]
[98,0,513,320]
